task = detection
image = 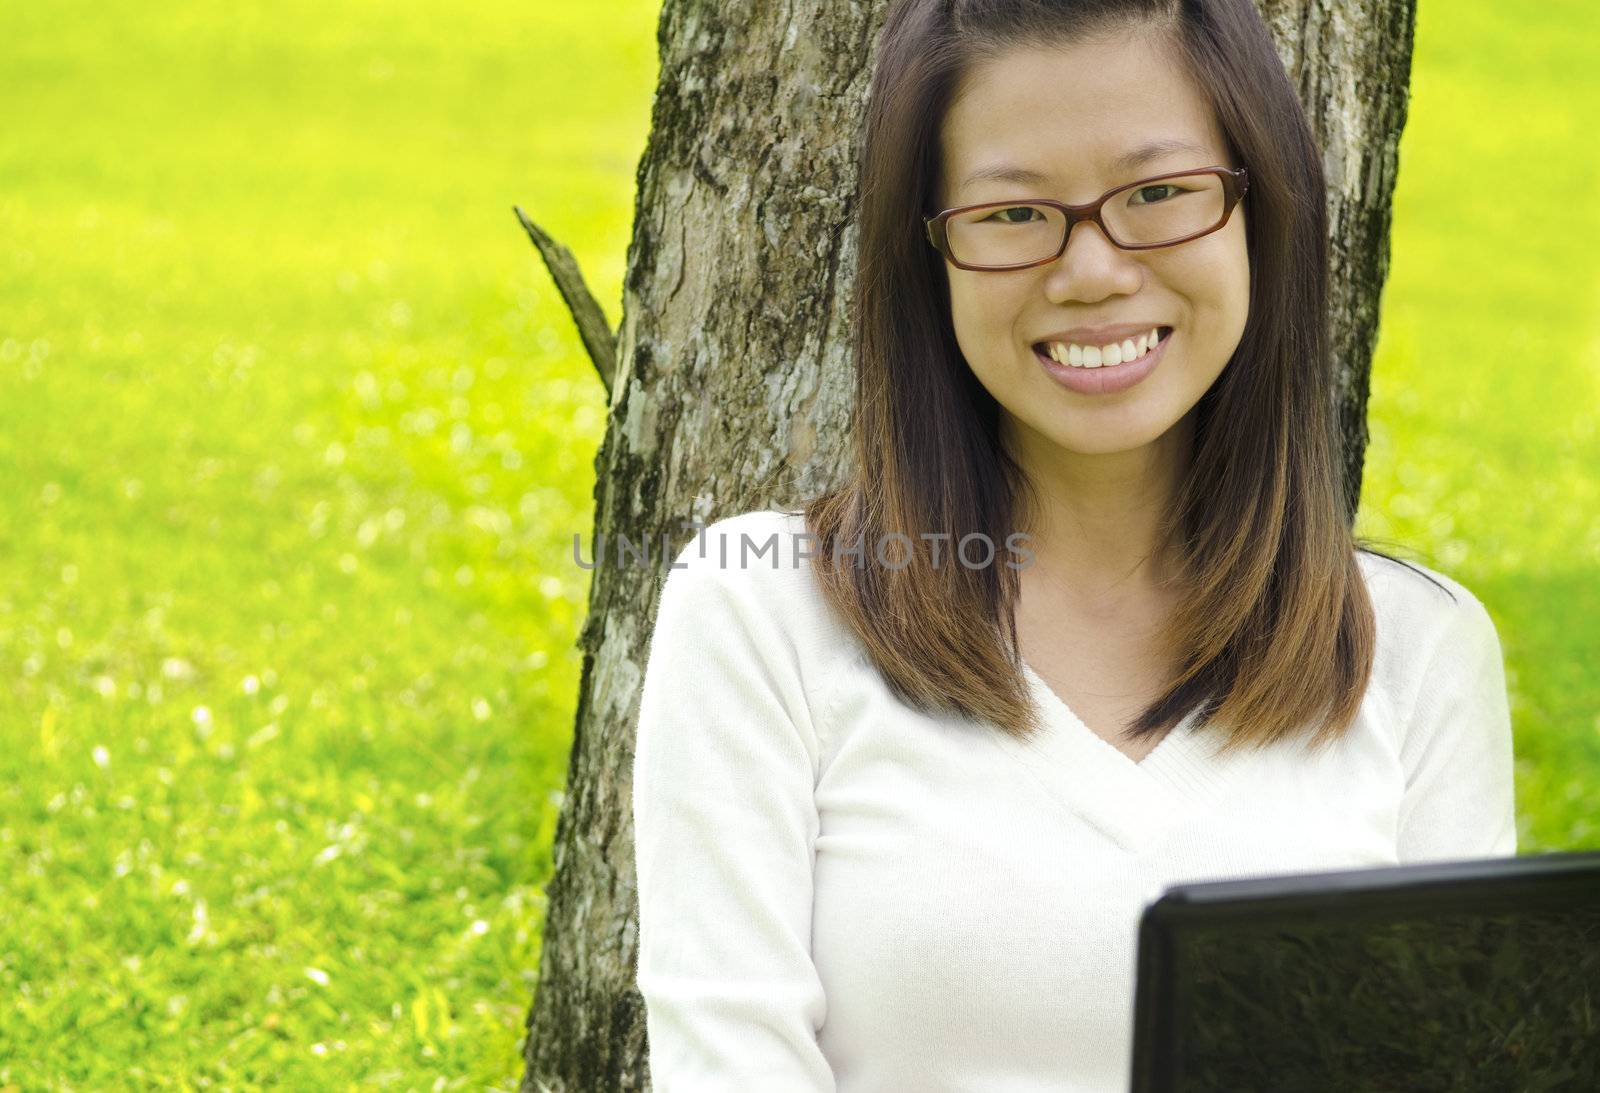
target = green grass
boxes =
[0,0,658,1086]
[0,0,1594,1085]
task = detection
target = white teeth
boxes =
[1045,327,1164,370]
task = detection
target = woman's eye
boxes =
[981,206,1041,224]
[1131,184,1181,204]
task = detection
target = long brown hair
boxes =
[785,0,1447,757]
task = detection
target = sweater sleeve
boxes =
[1395,589,1518,864]
[631,536,837,1093]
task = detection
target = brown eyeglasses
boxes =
[924,165,1249,271]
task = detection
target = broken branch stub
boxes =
[513,204,618,395]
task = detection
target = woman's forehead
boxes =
[945,35,1212,142]
[939,37,1225,198]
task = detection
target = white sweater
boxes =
[631,508,1517,1093]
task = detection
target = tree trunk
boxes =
[517,1,1416,1089]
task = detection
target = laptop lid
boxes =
[1129,851,1600,1093]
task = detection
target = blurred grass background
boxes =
[0,0,1593,1086]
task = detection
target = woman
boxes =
[632,0,1517,1089]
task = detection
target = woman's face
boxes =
[936,25,1250,461]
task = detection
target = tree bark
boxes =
[517,1,1416,1089]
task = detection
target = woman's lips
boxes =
[1032,327,1172,396]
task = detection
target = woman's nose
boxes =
[1043,219,1142,295]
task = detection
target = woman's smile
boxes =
[1032,326,1175,395]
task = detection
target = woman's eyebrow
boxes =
[959,164,1052,190]
[957,138,1213,194]
[1111,137,1211,173]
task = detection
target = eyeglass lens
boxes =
[944,172,1230,267]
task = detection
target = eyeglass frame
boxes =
[923,165,1250,271]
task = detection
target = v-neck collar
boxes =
[981,658,1246,854]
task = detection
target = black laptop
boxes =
[1129,850,1600,1093]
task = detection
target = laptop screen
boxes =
[1130,852,1600,1093]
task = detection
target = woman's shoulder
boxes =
[656,507,858,664]
[1355,547,1490,625]
[659,507,820,599]
[664,507,819,575]
[1354,547,1502,689]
